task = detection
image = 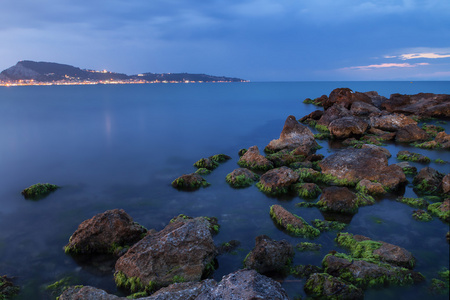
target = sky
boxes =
[1,0,449,81]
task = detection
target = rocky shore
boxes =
[5,88,449,299]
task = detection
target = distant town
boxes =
[0,61,248,86]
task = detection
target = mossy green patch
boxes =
[226,173,258,188]
[266,150,305,167]
[296,242,322,251]
[335,233,382,263]
[294,183,322,199]
[209,154,231,162]
[355,192,375,207]
[21,183,59,199]
[427,202,450,222]
[412,210,433,222]
[193,158,219,170]
[256,182,290,196]
[269,205,320,238]
[195,168,211,175]
[114,271,156,294]
[311,219,347,232]
[397,197,428,208]
[397,152,431,163]
[314,132,330,140]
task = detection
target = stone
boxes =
[382,93,450,117]
[64,209,147,255]
[357,179,386,195]
[370,113,417,131]
[0,275,19,299]
[265,115,318,155]
[350,101,381,116]
[269,205,320,238]
[196,269,290,300]
[442,174,450,195]
[323,88,372,109]
[328,116,369,138]
[395,124,430,143]
[397,150,430,163]
[363,91,387,108]
[257,166,299,195]
[298,109,323,123]
[317,104,352,127]
[114,217,217,291]
[319,148,406,190]
[144,280,217,300]
[244,235,294,275]
[59,286,120,300]
[225,168,259,188]
[435,131,450,148]
[304,273,364,300]
[317,187,358,214]
[237,145,273,172]
[171,173,210,190]
[413,167,445,195]
[360,144,391,158]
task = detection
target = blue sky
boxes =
[1,0,449,81]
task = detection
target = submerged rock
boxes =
[257,166,299,195]
[317,187,358,214]
[269,205,320,238]
[413,167,445,195]
[225,168,259,188]
[0,275,20,299]
[265,115,318,155]
[114,217,217,292]
[237,145,273,172]
[304,273,363,300]
[21,182,59,199]
[428,199,450,222]
[244,235,294,275]
[196,269,290,300]
[397,150,430,163]
[64,209,147,255]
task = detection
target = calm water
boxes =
[0,82,449,299]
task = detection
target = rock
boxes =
[319,148,406,190]
[328,116,369,138]
[257,166,299,195]
[428,199,450,222]
[0,275,19,299]
[244,235,294,275]
[64,209,147,255]
[364,91,387,108]
[265,115,318,155]
[382,93,450,117]
[172,173,210,190]
[270,205,320,238]
[21,182,59,199]
[413,167,445,195]
[394,162,417,176]
[145,280,217,300]
[350,101,381,116]
[266,149,306,167]
[225,168,259,188]
[291,264,323,277]
[360,144,392,158]
[193,158,219,170]
[237,145,273,172]
[323,88,372,109]
[114,217,217,291]
[304,273,364,300]
[323,253,424,288]
[317,104,352,127]
[442,174,450,194]
[317,187,358,214]
[196,269,290,300]
[298,109,323,123]
[370,113,417,131]
[217,240,241,255]
[357,179,386,195]
[59,286,120,300]
[435,131,450,148]
[395,124,430,143]
[294,182,322,198]
[396,150,430,163]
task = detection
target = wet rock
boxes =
[360,144,391,158]
[64,209,147,255]
[291,264,323,277]
[0,275,19,299]
[225,168,259,188]
[435,131,450,149]
[172,173,210,190]
[395,161,418,176]
[59,286,120,300]
[412,209,433,222]
[317,187,358,214]
[304,273,363,300]
[145,280,217,300]
[266,149,306,167]
[356,179,386,195]
[298,109,323,123]
[323,88,372,109]
[323,253,424,288]
[370,113,417,131]
[265,115,318,155]
[114,217,217,291]
[395,124,430,143]
[328,116,369,139]
[442,174,450,195]
[194,158,219,170]
[244,235,294,275]
[319,148,406,190]
[413,167,445,195]
[257,166,299,195]
[217,240,241,255]
[237,145,273,172]
[294,182,322,198]
[428,199,450,222]
[21,182,59,199]
[364,91,388,108]
[350,101,381,116]
[397,150,430,163]
[382,93,450,117]
[270,205,320,238]
[196,269,290,300]
[317,104,352,127]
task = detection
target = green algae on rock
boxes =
[304,272,364,300]
[396,197,428,208]
[21,183,59,199]
[171,173,210,190]
[296,242,322,251]
[311,219,347,232]
[293,182,322,199]
[427,199,450,222]
[225,168,259,188]
[257,166,299,196]
[412,209,433,222]
[396,150,431,163]
[269,205,320,238]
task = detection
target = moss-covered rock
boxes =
[413,167,445,196]
[317,187,359,214]
[269,205,320,238]
[237,145,274,172]
[225,168,259,188]
[293,182,322,199]
[21,183,59,199]
[193,158,219,170]
[311,219,347,232]
[257,167,299,196]
[171,173,210,190]
[304,273,364,300]
[397,150,431,163]
[396,197,428,208]
[0,275,20,299]
[412,209,433,222]
[427,199,450,222]
[266,149,305,167]
[296,242,322,251]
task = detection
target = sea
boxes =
[0,82,449,299]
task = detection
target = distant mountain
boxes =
[0,61,246,83]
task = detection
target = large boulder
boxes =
[304,273,363,300]
[323,88,372,109]
[265,115,318,155]
[225,168,259,188]
[319,148,406,190]
[317,187,358,214]
[257,166,299,195]
[382,93,450,117]
[64,209,147,255]
[196,269,290,300]
[350,101,381,116]
[172,173,210,190]
[237,145,273,172]
[59,286,120,300]
[328,116,369,139]
[114,217,217,291]
[317,104,352,127]
[244,235,294,275]
[370,113,417,131]
[395,124,430,143]
[145,280,217,300]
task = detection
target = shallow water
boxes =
[0,82,449,299]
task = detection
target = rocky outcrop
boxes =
[328,116,369,138]
[257,166,299,195]
[265,115,318,155]
[323,88,372,109]
[395,124,430,143]
[350,101,381,116]
[237,145,273,171]
[413,167,445,195]
[319,148,406,190]
[172,173,210,190]
[196,269,290,300]
[64,209,147,255]
[244,235,294,275]
[304,273,363,300]
[370,113,417,131]
[317,187,358,214]
[225,168,259,188]
[317,104,352,127]
[114,217,217,290]
[381,93,450,117]
[435,131,450,149]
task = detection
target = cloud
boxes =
[399,53,450,60]
[343,62,429,70]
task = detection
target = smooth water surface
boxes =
[0,82,449,299]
